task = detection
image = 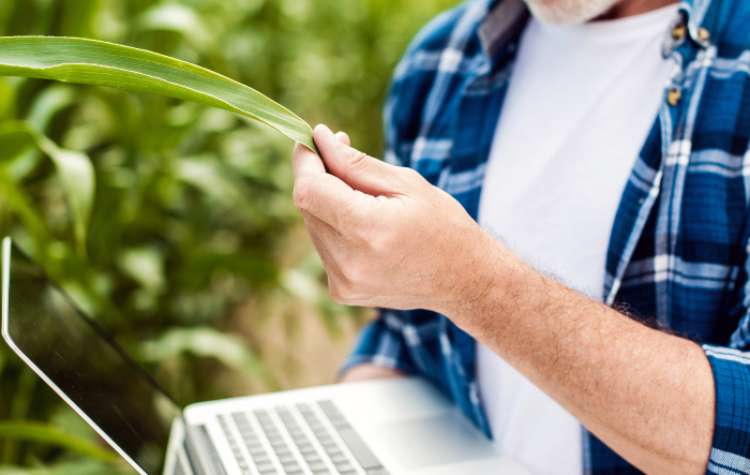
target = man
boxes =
[291,0,750,473]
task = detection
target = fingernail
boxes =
[314,123,334,138]
[335,131,348,143]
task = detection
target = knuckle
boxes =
[351,215,374,241]
[401,167,421,180]
[341,200,365,227]
[348,150,370,170]
[370,230,395,253]
[292,178,313,209]
[400,167,428,188]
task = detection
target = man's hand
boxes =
[338,364,405,383]
[292,124,489,313]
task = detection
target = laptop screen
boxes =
[1,239,181,474]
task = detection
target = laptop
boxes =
[0,237,528,475]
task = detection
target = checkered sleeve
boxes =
[340,310,419,377]
[703,240,750,473]
[703,345,750,473]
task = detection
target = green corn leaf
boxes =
[28,84,77,131]
[138,326,278,388]
[137,3,211,48]
[0,460,131,475]
[0,36,315,150]
[34,134,95,255]
[0,421,118,463]
[0,121,94,254]
[0,169,50,244]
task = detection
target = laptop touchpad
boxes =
[372,412,499,469]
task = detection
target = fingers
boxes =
[339,364,405,383]
[313,124,401,196]
[293,142,326,179]
[293,130,350,179]
[293,171,370,228]
[293,128,369,229]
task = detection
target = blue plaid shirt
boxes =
[343,0,750,472]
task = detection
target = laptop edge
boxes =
[0,237,148,475]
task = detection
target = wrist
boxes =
[434,226,510,323]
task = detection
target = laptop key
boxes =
[315,401,387,472]
[334,427,384,470]
[335,462,355,472]
[308,460,327,470]
[306,458,323,466]
[218,415,252,472]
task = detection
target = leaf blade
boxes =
[0,36,314,149]
[0,421,118,463]
[34,134,95,254]
[0,120,95,254]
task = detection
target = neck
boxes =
[596,0,678,20]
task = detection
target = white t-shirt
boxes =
[476,5,679,475]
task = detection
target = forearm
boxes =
[442,233,715,474]
[292,126,716,472]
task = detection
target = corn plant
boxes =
[0,35,315,254]
[0,0,456,472]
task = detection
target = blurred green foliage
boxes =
[0,0,456,472]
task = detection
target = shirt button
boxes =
[671,24,686,41]
[698,27,711,43]
[667,87,682,106]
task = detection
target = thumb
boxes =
[314,124,403,196]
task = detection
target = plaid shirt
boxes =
[343,0,750,473]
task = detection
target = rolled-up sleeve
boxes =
[703,345,750,473]
[703,233,750,473]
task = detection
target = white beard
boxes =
[524,0,622,24]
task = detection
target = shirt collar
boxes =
[477,0,727,61]
[478,0,528,62]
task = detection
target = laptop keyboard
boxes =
[216,400,389,475]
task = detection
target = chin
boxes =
[524,0,620,24]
